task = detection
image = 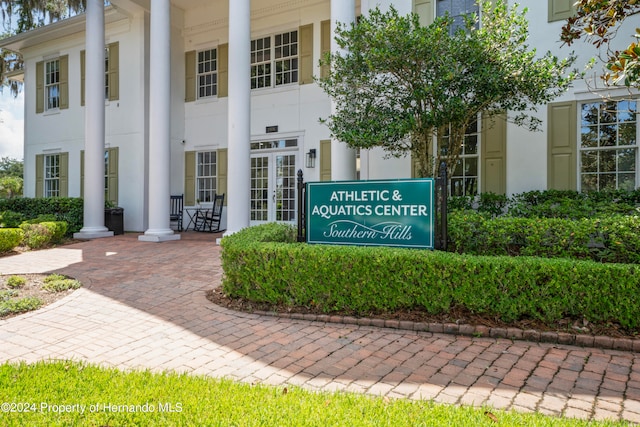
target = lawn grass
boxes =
[0,361,631,426]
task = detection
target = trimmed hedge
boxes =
[0,228,23,253]
[448,211,640,263]
[0,211,26,228]
[0,198,82,234]
[221,224,640,331]
[450,189,640,220]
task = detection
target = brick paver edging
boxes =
[252,310,640,352]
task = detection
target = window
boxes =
[438,120,480,196]
[580,100,638,191]
[251,30,298,89]
[197,151,217,203]
[436,0,479,32]
[44,154,60,197]
[81,147,118,205]
[81,42,119,105]
[104,150,111,202]
[45,59,60,110]
[104,47,110,99]
[197,48,217,98]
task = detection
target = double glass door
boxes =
[250,140,298,224]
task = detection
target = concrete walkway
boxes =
[0,233,639,424]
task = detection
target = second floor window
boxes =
[198,48,217,98]
[45,59,60,110]
[251,30,298,89]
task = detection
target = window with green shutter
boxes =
[81,147,119,204]
[36,152,68,197]
[81,43,119,106]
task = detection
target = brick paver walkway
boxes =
[0,233,639,423]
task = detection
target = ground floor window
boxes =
[438,119,480,196]
[44,154,60,197]
[196,151,217,203]
[580,99,637,191]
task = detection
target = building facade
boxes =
[1,0,638,237]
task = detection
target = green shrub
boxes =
[0,228,23,253]
[505,189,639,219]
[45,221,67,243]
[222,222,297,245]
[0,297,43,317]
[0,289,18,301]
[0,197,83,234]
[448,211,640,263]
[0,211,25,228]
[44,274,66,282]
[20,223,54,249]
[221,224,640,331]
[42,274,81,292]
[5,276,26,289]
[23,214,57,224]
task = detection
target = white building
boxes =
[0,0,637,238]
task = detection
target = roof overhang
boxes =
[0,5,128,53]
[4,69,24,82]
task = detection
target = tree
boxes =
[561,0,640,87]
[0,0,85,96]
[0,175,22,198]
[0,156,22,198]
[0,156,23,177]
[318,0,578,178]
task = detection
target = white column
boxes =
[224,0,251,235]
[74,0,113,240]
[330,0,357,181]
[139,0,180,242]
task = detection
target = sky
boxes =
[0,90,24,160]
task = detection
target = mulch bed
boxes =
[207,288,638,340]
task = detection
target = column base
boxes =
[138,229,181,242]
[74,227,114,240]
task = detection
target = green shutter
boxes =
[106,147,119,205]
[35,154,44,197]
[218,44,228,98]
[184,151,196,206]
[185,50,196,102]
[413,0,434,26]
[548,0,576,22]
[320,140,331,181]
[59,152,69,197]
[217,149,228,206]
[108,42,119,101]
[59,55,69,110]
[320,20,331,79]
[80,50,86,106]
[547,101,577,190]
[481,112,507,195]
[36,61,44,114]
[299,24,313,85]
[80,150,84,197]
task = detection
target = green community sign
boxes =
[306,179,434,249]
